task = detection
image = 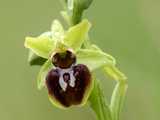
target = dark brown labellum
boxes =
[46,64,91,107]
[52,50,76,69]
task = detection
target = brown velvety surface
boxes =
[46,64,91,107]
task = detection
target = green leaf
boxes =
[104,66,127,120]
[89,79,112,120]
[76,49,115,71]
[24,36,56,59]
[37,59,53,90]
[63,19,91,51]
[51,20,65,40]
[28,51,47,66]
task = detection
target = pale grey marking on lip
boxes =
[69,70,76,87]
[57,67,76,91]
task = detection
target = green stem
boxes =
[71,3,83,25]
[64,0,93,25]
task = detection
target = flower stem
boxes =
[63,0,93,25]
[71,3,83,25]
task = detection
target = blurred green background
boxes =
[0,0,160,120]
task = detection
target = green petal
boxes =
[24,36,56,58]
[51,20,65,40]
[77,49,116,71]
[63,19,91,51]
[37,59,53,90]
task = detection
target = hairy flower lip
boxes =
[45,64,92,108]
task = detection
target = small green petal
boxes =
[77,49,115,71]
[51,20,65,40]
[63,19,91,51]
[25,36,56,59]
[37,59,53,90]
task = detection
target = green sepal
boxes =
[27,32,52,66]
[24,36,56,59]
[63,19,91,52]
[37,59,53,90]
[76,49,115,71]
[27,19,64,66]
[89,44,116,65]
[51,19,65,40]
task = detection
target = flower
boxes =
[46,49,92,108]
[24,19,115,109]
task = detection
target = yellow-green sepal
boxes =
[63,19,91,52]
[24,36,56,59]
[76,48,116,71]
